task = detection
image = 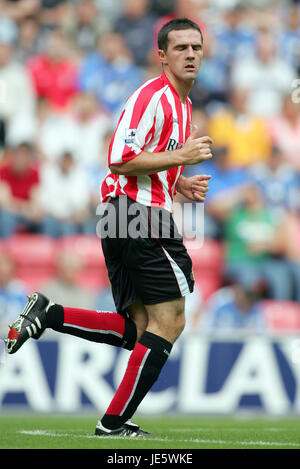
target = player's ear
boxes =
[158,48,168,66]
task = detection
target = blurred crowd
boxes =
[0,0,300,335]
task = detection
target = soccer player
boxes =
[4,18,213,437]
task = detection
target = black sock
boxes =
[101,331,172,429]
[46,304,64,329]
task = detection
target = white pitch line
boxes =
[18,430,300,447]
[20,430,95,439]
[170,427,288,433]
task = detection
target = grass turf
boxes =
[0,415,300,450]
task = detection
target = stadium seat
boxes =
[54,235,107,292]
[5,234,56,270]
[17,270,55,292]
[77,270,110,292]
[260,300,300,331]
[3,234,56,292]
[196,273,222,300]
[185,238,224,299]
[185,238,224,272]
[55,235,105,269]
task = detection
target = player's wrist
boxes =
[173,147,186,166]
[175,175,186,193]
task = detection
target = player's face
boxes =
[159,28,203,83]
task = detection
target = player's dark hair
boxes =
[158,17,203,52]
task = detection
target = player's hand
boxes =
[176,174,211,202]
[180,125,213,165]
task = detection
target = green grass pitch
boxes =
[0,415,300,449]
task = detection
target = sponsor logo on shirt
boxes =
[124,128,137,146]
[166,138,184,151]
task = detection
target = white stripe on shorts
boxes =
[160,245,190,297]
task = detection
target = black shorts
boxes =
[99,196,194,316]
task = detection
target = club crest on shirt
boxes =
[124,128,137,146]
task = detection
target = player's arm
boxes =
[110,148,184,175]
[110,128,213,176]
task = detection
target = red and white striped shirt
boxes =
[100,72,192,212]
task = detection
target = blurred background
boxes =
[0,0,300,416]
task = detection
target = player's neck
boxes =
[163,68,193,103]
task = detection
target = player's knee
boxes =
[163,309,185,343]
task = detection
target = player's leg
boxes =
[4,293,146,355]
[145,297,185,343]
[94,202,193,436]
[95,297,184,435]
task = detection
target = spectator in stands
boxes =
[184,145,251,239]
[223,184,292,300]
[231,28,296,117]
[275,208,300,303]
[0,16,36,146]
[278,4,300,68]
[113,0,157,68]
[208,87,272,167]
[36,92,111,169]
[249,145,300,217]
[40,151,94,237]
[69,0,110,52]
[142,46,162,80]
[0,250,27,334]
[93,0,124,25]
[78,31,143,116]
[150,0,174,16]
[15,14,42,62]
[0,0,40,22]
[35,97,79,163]
[268,94,300,173]
[65,92,112,170]
[202,275,267,333]
[38,0,74,33]
[41,248,96,309]
[26,28,79,112]
[213,5,256,68]
[0,142,41,238]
